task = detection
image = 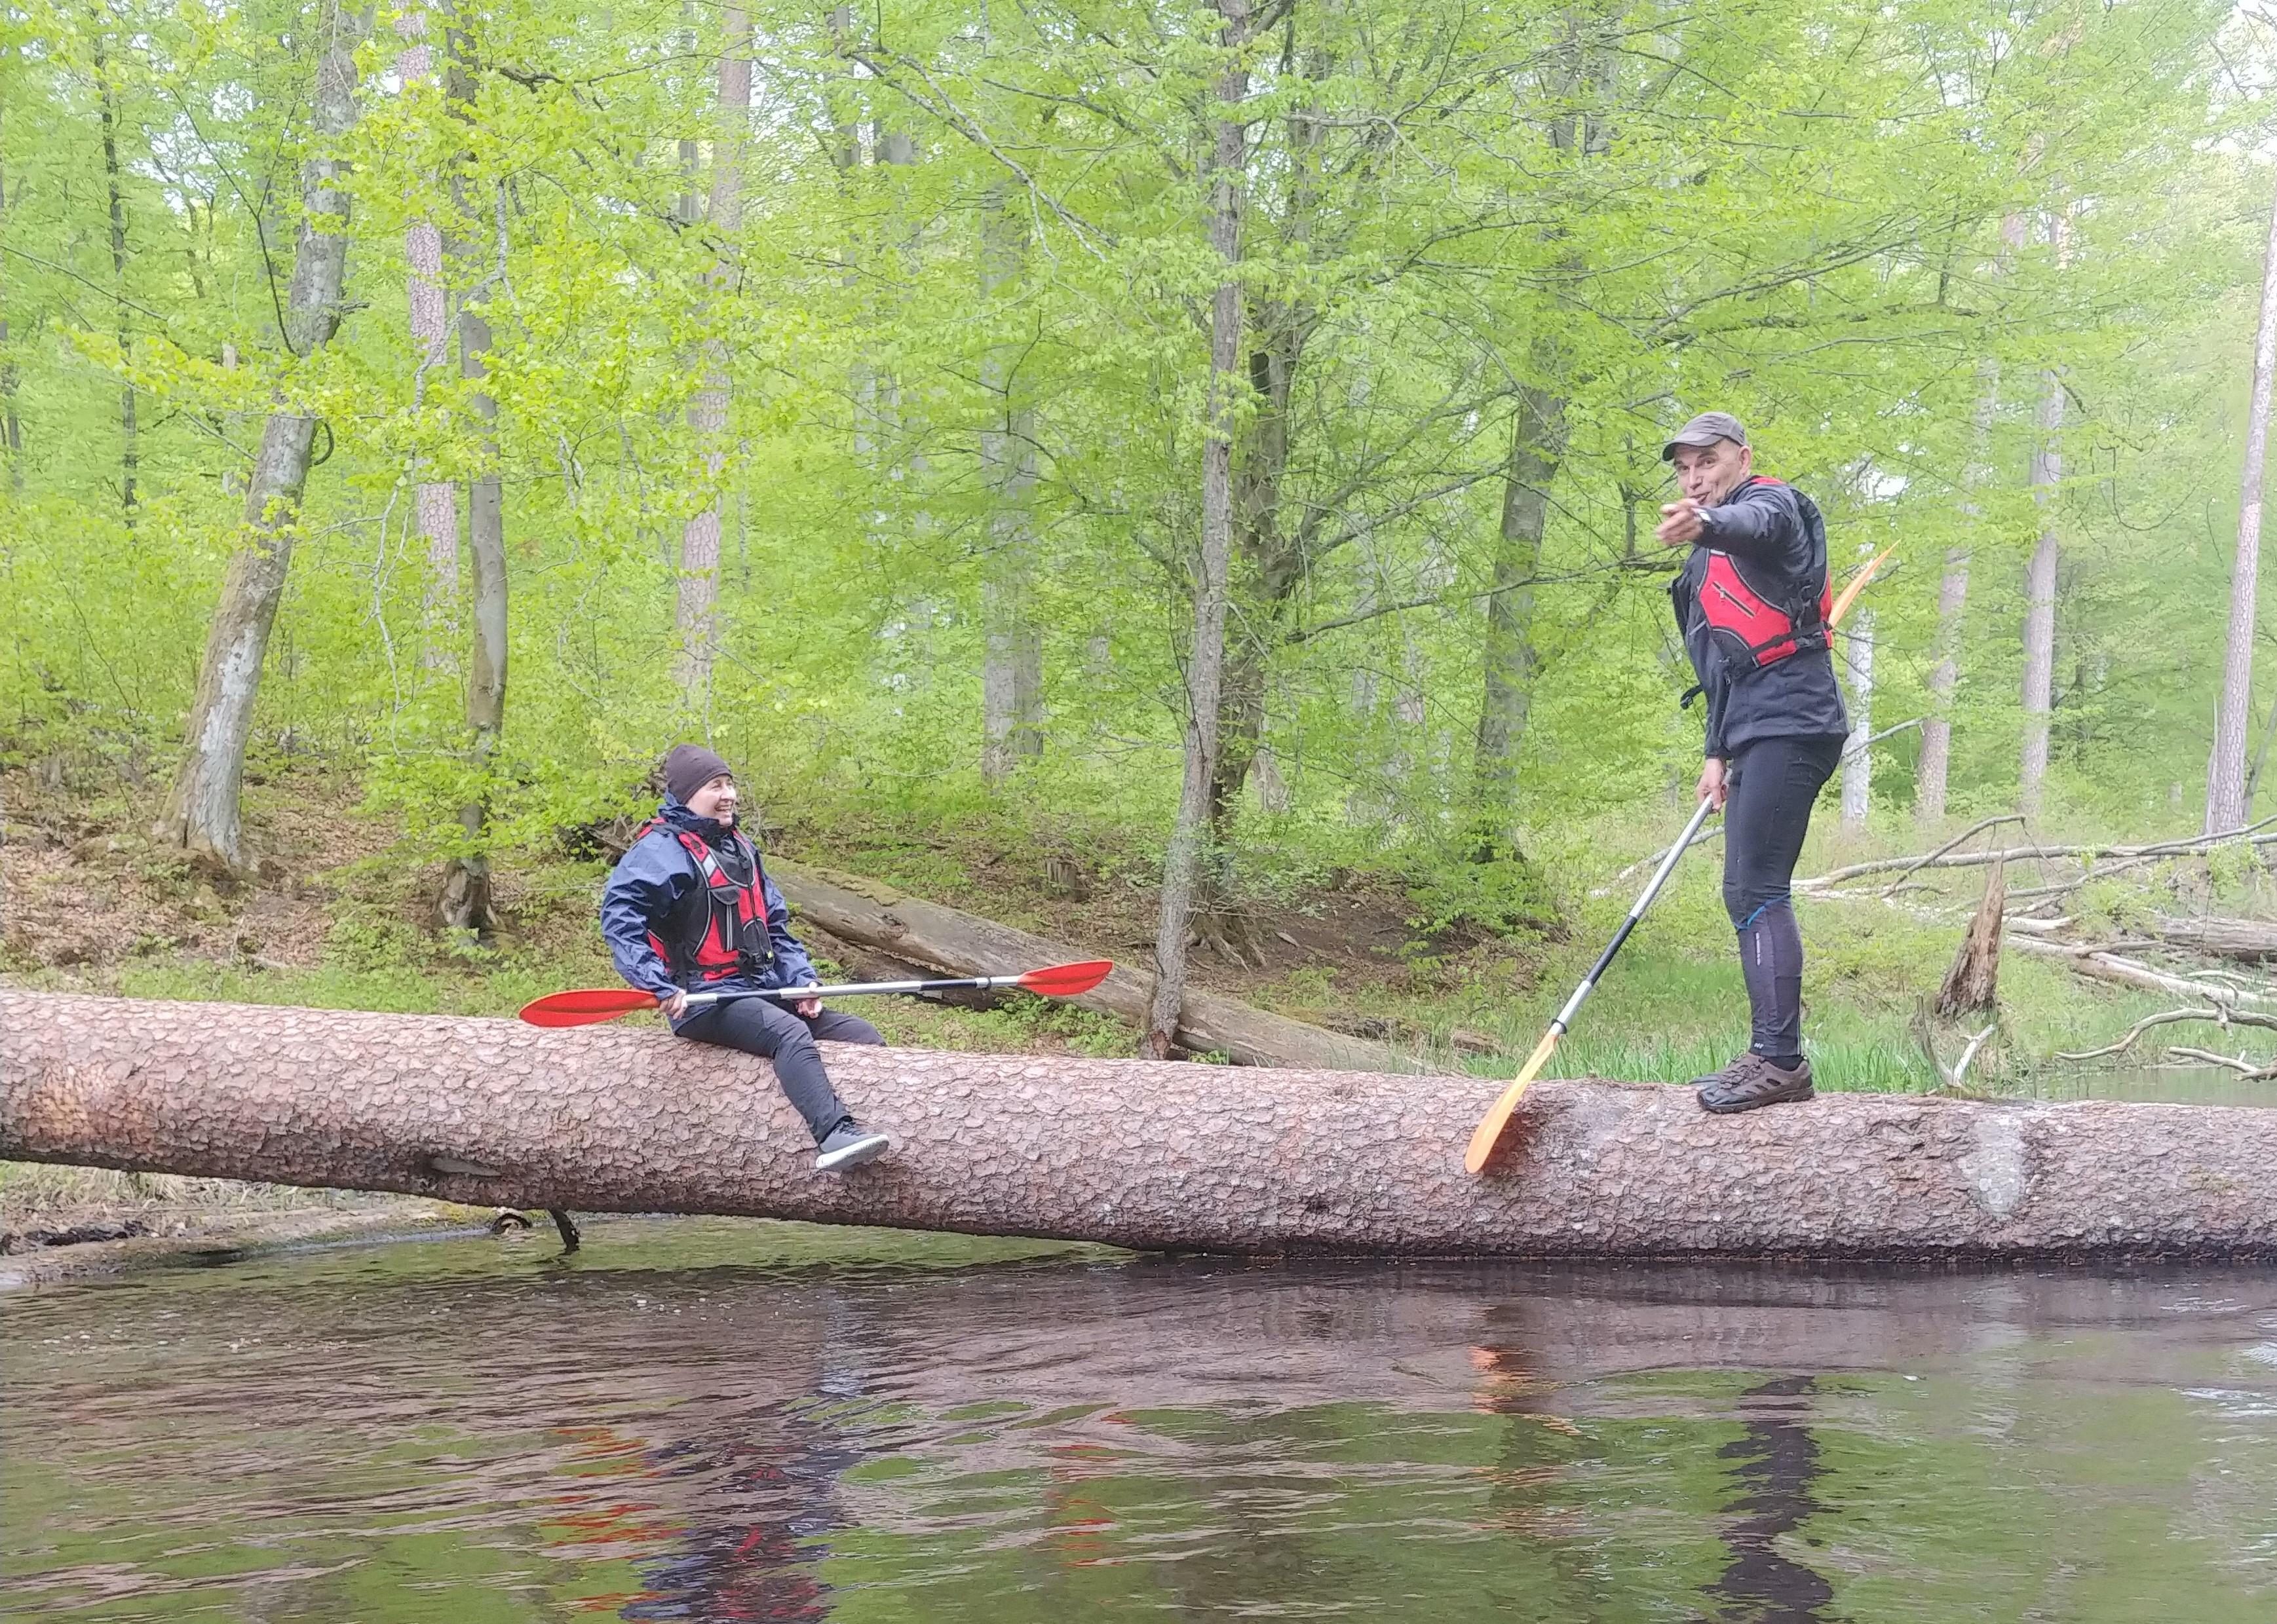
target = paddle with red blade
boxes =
[518,959,1116,1028]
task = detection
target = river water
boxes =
[6,1219,2276,1621]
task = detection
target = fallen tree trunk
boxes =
[2150,916,2277,962]
[9,993,2277,1261]
[769,858,1423,1072]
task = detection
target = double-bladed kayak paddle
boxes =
[519,959,1115,1028]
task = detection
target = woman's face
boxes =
[685,773,737,821]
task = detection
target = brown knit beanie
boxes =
[662,744,733,804]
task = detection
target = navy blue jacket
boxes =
[1669,478,1849,757]
[599,799,816,1005]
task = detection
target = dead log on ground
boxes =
[769,858,1425,1072]
[2148,916,2277,962]
[10,992,2277,1261]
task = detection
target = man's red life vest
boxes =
[634,820,776,988]
[1692,477,1832,672]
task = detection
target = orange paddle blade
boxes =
[1463,1028,1561,1175]
[518,988,657,1027]
[1829,547,1892,629]
[1016,959,1115,998]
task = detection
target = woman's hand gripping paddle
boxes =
[1463,799,1717,1174]
[519,959,1115,1029]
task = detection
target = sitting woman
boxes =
[600,744,893,1171]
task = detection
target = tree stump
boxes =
[1936,857,2005,1018]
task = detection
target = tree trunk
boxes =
[979,182,1043,785]
[1472,366,1565,840]
[1917,319,2010,824]
[397,8,459,659]
[12,991,2277,1260]
[435,166,505,934]
[1147,0,1250,1057]
[2205,174,2277,835]
[769,857,1422,1070]
[1839,608,1876,831]
[1934,857,2004,1017]
[2019,212,2069,821]
[674,4,750,719]
[1,130,20,488]
[151,0,363,872]
[92,23,136,513]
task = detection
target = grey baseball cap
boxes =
[1661,411,1748,461]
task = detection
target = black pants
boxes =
[1721,735,1843,1061]
[674,998,884,1144]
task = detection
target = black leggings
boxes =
[674,998,885,1144]
[1722,735,1843,1061]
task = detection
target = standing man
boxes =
[602,744,894,1171]
[1656,413,1849,1112]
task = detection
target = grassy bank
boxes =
[3,759,2262,1101]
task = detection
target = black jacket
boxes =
[1668,477,1849,757]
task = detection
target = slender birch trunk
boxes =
[674,3,749,719]
[979,181,1043,785]
[152,0,363,869]
[398,7,459,658]
[1147,0,1250,1058]
[1916,327,2010,823]
[0,128,20,489]
[2019,212,2069,821]
[91,22,135,512]
[1839,609,1877,830]
[2204,172,2277,835]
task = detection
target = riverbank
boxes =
[6,759,2274,1095]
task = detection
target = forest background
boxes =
[10,0,2277,1086]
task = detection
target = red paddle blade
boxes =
[518,988,658,1027]
[1014,959,1115,998]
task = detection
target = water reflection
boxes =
[3,1224,2275,1621]
[1708,1375,1833,1624]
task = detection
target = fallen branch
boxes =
[2165,1046,2277,1079]
[1876,813,2024,900]
[2055,1005,2277,1063]
[1592,820,1723,896]
[1799,814,2277,890]
[2006,935,2277,1007]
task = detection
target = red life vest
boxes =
[634,820,776,988]
[1691,477,1832,671]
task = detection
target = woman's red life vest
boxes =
[634,821,776,988]
[1693,477,1832,671]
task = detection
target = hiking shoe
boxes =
[1694,1053,1814,1114]
[814,1122,892,1172]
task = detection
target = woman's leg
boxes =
[804,1007,885,1046]
[675,996,853,1144]
[1721,736,1843,1063]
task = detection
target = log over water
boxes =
[6,992,2277,1261]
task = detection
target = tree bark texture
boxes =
[1934,858,2004,1017]
[2019,212,2069,821]
[92,24,136,512]
[979,182,1043,785]
[768,856,1421,1071]
[1474,370,1565,825]
[1839,608,1875,830]
[1147,1,1250,1057]
[2205,174,2277,835]
[398,9,460,652]
[435,181,505,934]
[11,992,2277,1261]
[674,4,750,717]
[151,0,362,872]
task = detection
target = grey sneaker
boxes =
[1694,1053,1814,1114]
[814,1122,892,1172]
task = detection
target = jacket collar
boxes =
[658,797,739,849]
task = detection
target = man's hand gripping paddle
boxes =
[1463,799,1715,1173]
[520,960,1115,1028]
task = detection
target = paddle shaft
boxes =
[1544,795,1717,1041]
[679,972,1039,1008]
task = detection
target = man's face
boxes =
[687,773,738,821]
[1672,438,1751,507]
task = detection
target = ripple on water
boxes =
[4,1219,2277,1621]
